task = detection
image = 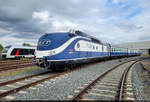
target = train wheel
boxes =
[64,63,72,71]
[71,64,76,69]
[49,64,56,71]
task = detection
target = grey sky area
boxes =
[0,0,150,46]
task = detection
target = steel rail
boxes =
[72,60,133,101]
[72,57,147,101]
[0,60,32,66]
[0,56,148,99]
[0,64,34,72]
[0,62,94,98]
[118,61,137,100]
[0,59,32,64]
[0,71,50,87]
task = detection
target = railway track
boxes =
[0,59,32,66]
[0,60,20,63]
[0,56,148,100]
[0,62,94,99]
[68,59,143,101]
[0,59,34,72]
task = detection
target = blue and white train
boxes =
[34,30,140,70]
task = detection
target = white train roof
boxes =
[5,45,36,49]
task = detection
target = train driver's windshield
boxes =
[2,45,11,53]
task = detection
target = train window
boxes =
[24,49,28,55]
[77,43,80,48]
[19,49,24,55]
[96,46,98,50]
[29,49,34,55]
[10,48,34,56]
[93,46,95,50]
[2,46,11,53]
[11,49,17,55]
[22,49,34,55]
[102,45,104,51]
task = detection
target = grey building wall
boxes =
[140,49,149,55]
[116,40,150,55]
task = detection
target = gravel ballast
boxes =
[3,57,140,100]
[132,58,150,100]
[0,66,49,83]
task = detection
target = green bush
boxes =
[0,44,3,52]
[0,44,3,60]
[22,43,31,46]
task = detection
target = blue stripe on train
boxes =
[44,37,108,61]
[46,51,109,61]
[111,52,128,56]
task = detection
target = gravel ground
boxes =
[1,56,140,101]
[140,58,150,71]
[132,59,150,100]
[0,66,49,83]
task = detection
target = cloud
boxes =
[0,0,150,46]
[32,11,50,24]
[71,0,81,4]
[112,0,120,4]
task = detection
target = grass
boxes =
[0,66,41,78]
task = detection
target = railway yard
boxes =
[0,56,150,101]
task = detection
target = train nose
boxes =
[35,51,50,58]
[2,54,6,58]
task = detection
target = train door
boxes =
[108,44,111,57]
[103,45,108,57]
[102,45,104,55]
[33,49,35,56]
[127,48,128,57]
[86,43,88,57]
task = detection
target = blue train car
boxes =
[35,30,140,70]
[110,46,128,57]
[35,30,110,70]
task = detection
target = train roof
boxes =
[110,44,128,49]
[69,30,102,44]
[4,45,36,49]
[43,30,102,44]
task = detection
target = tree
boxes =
[22,43,31,46]
[0,44,3,52]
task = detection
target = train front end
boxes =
[1,45,12,59]
[35,32,73,70]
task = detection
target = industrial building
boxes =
[116,40,150,55]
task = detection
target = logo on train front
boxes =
[38,39,51,46]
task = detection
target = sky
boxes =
[0,0,150,47]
